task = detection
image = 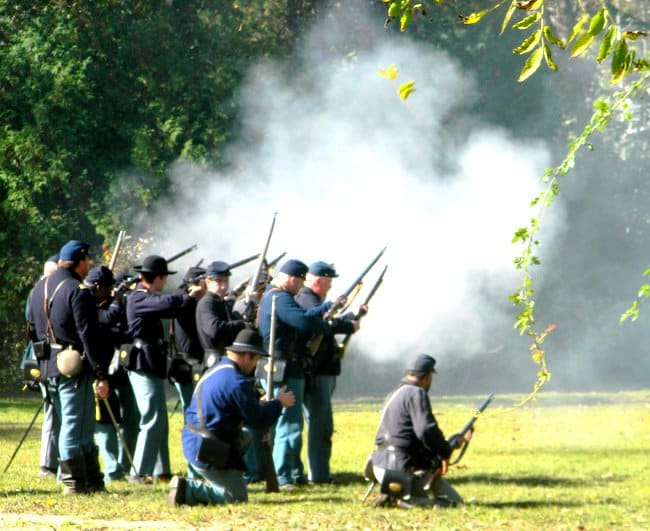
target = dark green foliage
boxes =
[0,0,302,390]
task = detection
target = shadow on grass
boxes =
[471,499,585,509]
[331,472,365,485]
[454,473,623,487]
[254,495,349,504]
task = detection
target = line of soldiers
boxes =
[24,239,368,500]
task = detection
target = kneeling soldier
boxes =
[370,354,471,508]
[169,329,295,505]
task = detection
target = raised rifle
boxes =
[242,213,277,323]
[262,294,280,492]
[307,246,386,356]
[230,251,287,299]
[108,230,126,271]
[338,265,387,358]
[229,253,260,270]
[447,393,494,465]
[166,243,198,264]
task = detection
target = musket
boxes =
[108,230,126,271]
[167,244,198,264]
[99,396,139,477]
[307,246,386,356]
[262,294,280,493]
[242,213,277,323]
[229,253,260,270]
[338,265,388,358]
[447,393,494,465]
[3,399,44,473]
[230,251,287,299]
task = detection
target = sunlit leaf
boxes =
[513,12,541,30]
[513,29,541,54]
[588,8,606,37]
[597,26,617,62]
[377,64,399,80]
[567,13,590,44]
[387,2,401,18]
[516,0,542,10]
[622,30,647,40]
[398,80,416,100]
[400,8,412,31]
[571,31,594,57]
[543,25,565,48]
[611,38,628,79]
[518,46,543,82]
[500,2,517,36]
[543,42,558,70]
[462,9,491,25]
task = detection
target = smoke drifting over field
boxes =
[138,5,649,396]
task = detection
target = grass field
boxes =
[0,390,648,530]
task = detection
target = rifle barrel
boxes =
[229,253,260,270]
[166,244,198,264]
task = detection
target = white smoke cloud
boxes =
[142,6,565,365]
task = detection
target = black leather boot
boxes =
[59,455,87,495]
[84,446,106,493]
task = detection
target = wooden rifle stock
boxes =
[338,265,388,358]
[307,247,386,356]
[263,294,280,492]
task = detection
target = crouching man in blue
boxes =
[370,354,472,508]
[169,329,295,505]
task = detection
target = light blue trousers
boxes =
[127,370,169,477]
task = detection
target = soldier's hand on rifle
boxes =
[94,379,110,399]
[276,386,295,408]
[187,284,204,298]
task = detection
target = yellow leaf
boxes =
[462,9,491,25]
[571,32,594,57]
[377,64,399,80]
[398,80,416,100]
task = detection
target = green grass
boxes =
[1,390,649,530]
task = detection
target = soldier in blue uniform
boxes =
[85,265,139,483]
[195,261,247,370]
[168,328,295,505]
[370,354,471,507]
[125,255,200,483]
[295,261,361,484]
[257,259,334,490]
[28,240,112,495]
[170,266,206,411]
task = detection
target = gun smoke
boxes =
[128,5,648,397]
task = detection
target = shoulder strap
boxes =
[43,278,70,344]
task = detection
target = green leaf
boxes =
[513,29,542,54]
[571,31,594,57]
[400,8,412,31]
[588,8,606,36]
[513,12,541,30]
[567,13,590,44]
[518,46,543,82]
[611,38,628,82]
[387,2,401,18]
[597,26,617,63]
[543,25,565,49]
[500,2,517,36]
[543,42,558,71]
